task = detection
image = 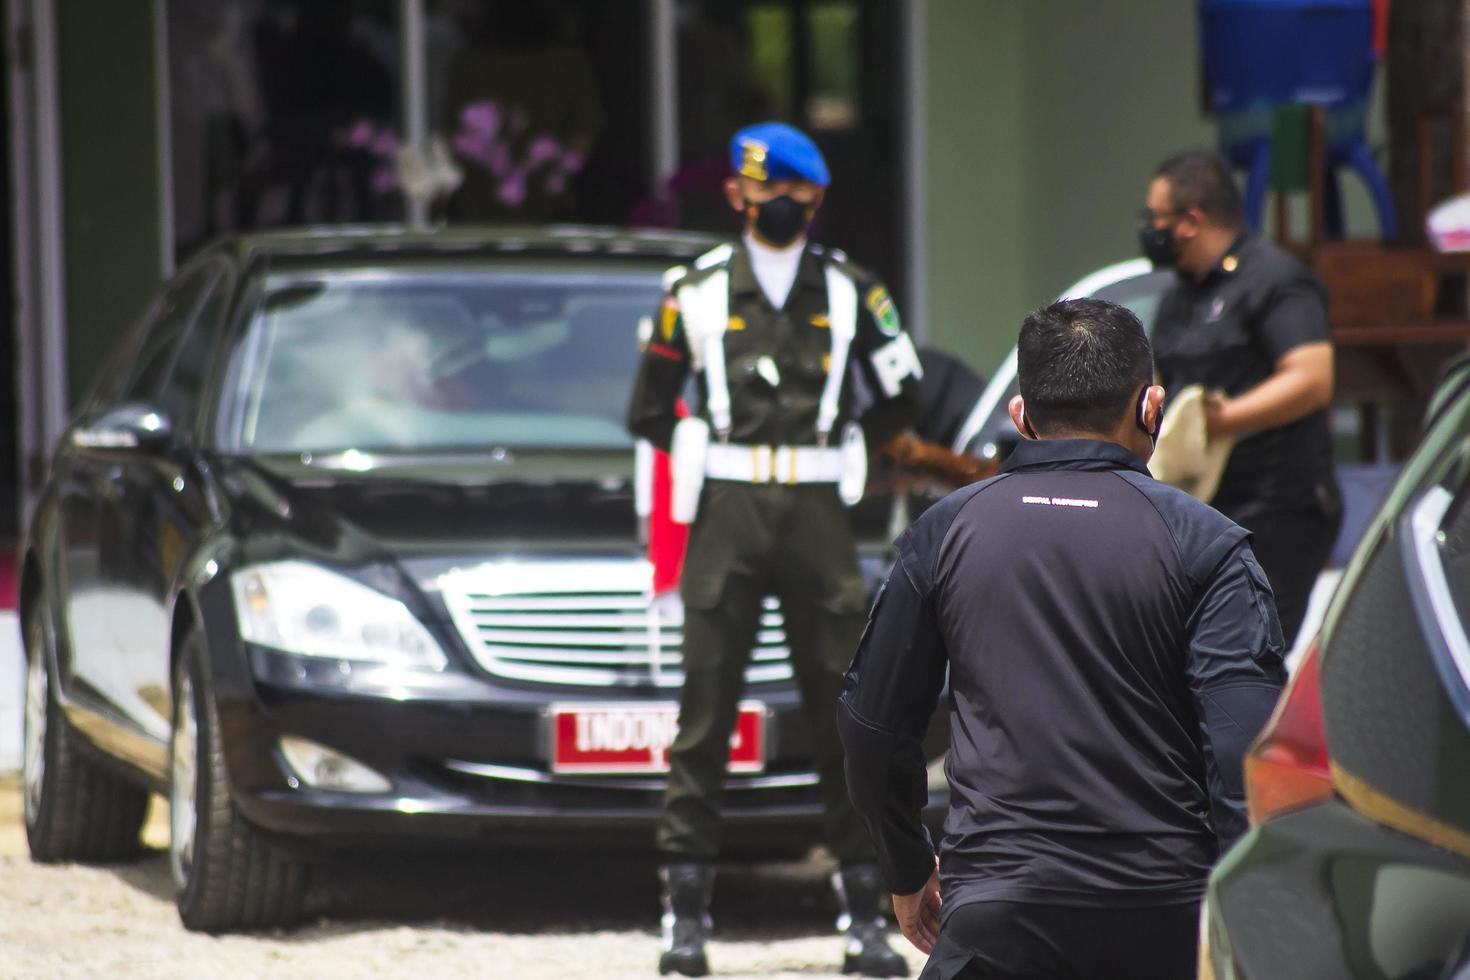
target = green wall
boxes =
[923,0,1210,376]
[56,0,164,404]
[1015,0,1213,306]
[922,0,1027,375]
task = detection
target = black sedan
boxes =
[1202,354,1470,979]
[18,226,922,932]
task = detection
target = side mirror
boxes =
[70,404,174,455]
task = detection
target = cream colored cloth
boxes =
[1148,384,1235,502]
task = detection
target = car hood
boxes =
[214,450,642,569]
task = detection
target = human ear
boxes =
[1009,395,1037,439]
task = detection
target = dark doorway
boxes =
[168,0,404,261]
[666,0,906,301]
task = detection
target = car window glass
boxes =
[1439,464,1470,630]
[121,265,215,406]
[157,266,234,434]
[226,265,664,453]
[1327,380,1470,642]
[1423,400,1470,637]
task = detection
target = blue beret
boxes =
[730,122,830,186]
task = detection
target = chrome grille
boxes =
[437,560,792,687]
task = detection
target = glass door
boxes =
[166,0,403,260]
[666,0,906,299]
[166,0,661,260]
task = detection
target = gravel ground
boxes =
[0,776,926,979]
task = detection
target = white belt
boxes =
[705,443,844,484]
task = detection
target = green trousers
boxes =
[657,480,878,863]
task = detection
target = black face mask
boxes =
[748,195,812,246]
[1138,220,1179,267]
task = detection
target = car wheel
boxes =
[22,598,148,862]
[170,628,308,932]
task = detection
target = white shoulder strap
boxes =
[694,243,734,270]
[818,264,859,442]
[676,266,733,437]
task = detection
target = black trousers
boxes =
[656,481,876,863]
[1221,489,1342,650]
[919,900,1200,980]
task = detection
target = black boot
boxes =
[834,864,910,977]
[659,862,713,977]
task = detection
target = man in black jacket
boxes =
[838,298,1286,980]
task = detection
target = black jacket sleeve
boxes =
[1185,537,1288,847]
[625,291,692,452]
[837,532,948,895]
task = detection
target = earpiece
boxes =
[1136,386,1161,445]
[1021,410,1039,440]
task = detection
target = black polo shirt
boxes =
[1151,233,1334,512]
[838,439,1286,913]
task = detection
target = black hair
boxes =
[1016,298,1153,436]
[1154,150,1244,228]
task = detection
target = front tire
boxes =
[170,628,308,932]
[22,598,148,862]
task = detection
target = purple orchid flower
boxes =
[371,167,400,194]
[497,169,528,207]
[342,119,376,149]
[487,141,513,179]
[452,130,496,170]
[460,100,502,138]
[370,129,401,158]
[525,135,563,171]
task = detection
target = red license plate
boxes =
[551,702,765,775]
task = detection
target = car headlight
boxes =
[231,560,447,670]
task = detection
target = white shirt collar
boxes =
[743,232,806,309]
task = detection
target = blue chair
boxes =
[1202,0,1397,239]
[1219,106,1398,239]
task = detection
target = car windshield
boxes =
[223,265,663,454]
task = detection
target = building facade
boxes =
[6,0,1394,535]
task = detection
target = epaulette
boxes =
[817,245,875,288]
[663,243,735,293]
[810,243,849,264]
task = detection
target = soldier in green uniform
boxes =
[627,122,921,978]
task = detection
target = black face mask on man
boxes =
[1137,212,1180,267]
[748,195,813,246]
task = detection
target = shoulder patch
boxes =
[865,284,901,337]
[660,296,680,342]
